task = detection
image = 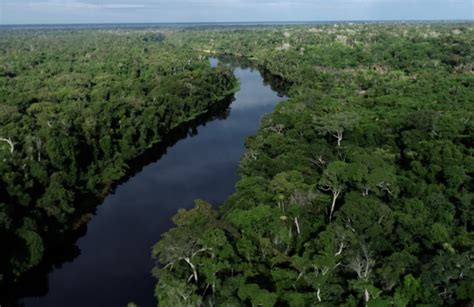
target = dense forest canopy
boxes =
[0,23,472,306]
[152,23,474,306]
[0,29,237,286]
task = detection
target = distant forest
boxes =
[0,23,473,306]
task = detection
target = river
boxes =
[19,58,286,307]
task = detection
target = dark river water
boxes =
[18,58,285,307]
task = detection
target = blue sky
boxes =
[0,0,472,24]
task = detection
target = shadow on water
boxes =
[216,55,291,97]
[1,58,288,307]
[0,95,235,307]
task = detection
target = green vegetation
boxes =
[0,29,237,283]
[153,23,474,306]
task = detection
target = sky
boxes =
[0,0,472,25]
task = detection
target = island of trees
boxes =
[153,23,473,306]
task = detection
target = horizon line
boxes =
[1,19,472,27]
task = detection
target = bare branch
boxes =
[164,261,176,270]
[184,257,198,283]
[378,182,393,195]
[296,268,307,282]
[347,255,364,279]
[306,155,326,168]
[289,190,317,206]
[294,217,301,235]
[365,288,370,303]
[331,131,343,147]
[348,244,375,281]
[335,242,344,257]
[319,185,332,192]
[191,248,210,258]
[329,188,341,222]
[267,124,285,134]
[0,137,14,154]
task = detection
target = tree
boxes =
[319,161,350,222]
[313,112,360,147]
[153,200,217,283]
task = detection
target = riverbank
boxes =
[0,30,237,303]
[153,24,474,306]
[10,58,286,306]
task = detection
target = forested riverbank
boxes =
[0,29,237,288]
[0,23,472,306]
[153,23,473,306]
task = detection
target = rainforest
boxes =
[1,23,473,307]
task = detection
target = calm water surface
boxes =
[21,59,285,307]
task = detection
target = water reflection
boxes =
[2,88,234,307]
[13,58,286,307]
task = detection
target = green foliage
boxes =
[238,283,278,307]
[0,29,237,283]
[12,219,44,276]
[154,23,473,306]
